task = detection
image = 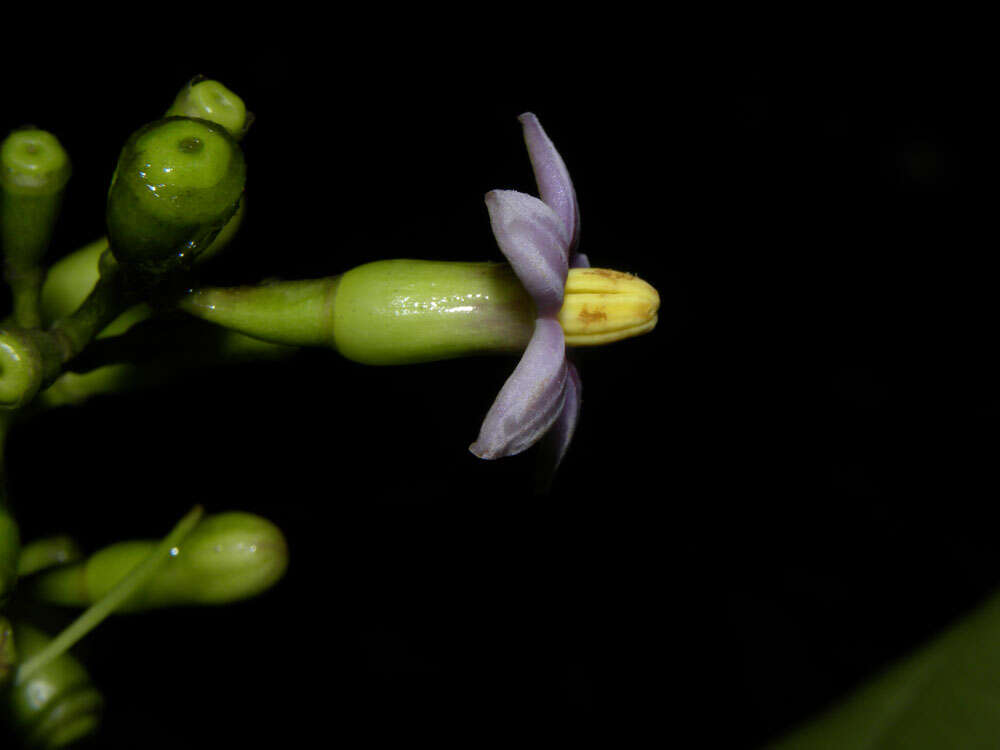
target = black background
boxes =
[2,38,996,748]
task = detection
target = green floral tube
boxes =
[182,259,538,364]
[30,512,288,611]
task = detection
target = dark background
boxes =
[2,42,996,747]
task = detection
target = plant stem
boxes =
[46,255,131,367]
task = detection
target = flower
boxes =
[469,113,588,474]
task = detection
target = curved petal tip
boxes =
[470,319,568,459]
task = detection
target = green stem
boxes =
[46,254,131,366]
[0,254,134,409]
[27,325,294,412]
[14,504,204,684]
[4,265,44,329]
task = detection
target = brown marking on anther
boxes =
[582,268,635,280]
[578,305,608,326]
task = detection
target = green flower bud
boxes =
[3,622,103,749]
[1,128,70,262]
[0,327,45,410]
[166,77,250,140]
[17,535,83,578]
[2,128,72,328]
[106,117,246,282]
[31,512,287,611]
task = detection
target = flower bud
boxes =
[106,117,246,282]
[557,268,660,346]
[166,77,250,140]
[4,622,103,749]
[31,512,287,611]
[17,535,83,578]
[0,326,46,410]
[1,128,70,266]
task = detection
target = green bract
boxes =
[106,116,246,280]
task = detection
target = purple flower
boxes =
[469,113,587,475]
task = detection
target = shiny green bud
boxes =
[166,77,250,140]
[31,512,287,611]
[106,117,246,281]
[4,622,103,749]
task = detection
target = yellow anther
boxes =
[558,268,660,346]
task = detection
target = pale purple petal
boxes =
[485,190,569,316]
[535,360,582,491]
[570,252,590,269]
[470,318,568,459]
[519,112,580,252]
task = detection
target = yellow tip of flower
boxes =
[558,268,660,346]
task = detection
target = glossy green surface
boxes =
[166,78,249,140]
[332,260,536,364]
[106,117,245,278]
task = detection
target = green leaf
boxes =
[769,593,1000,749]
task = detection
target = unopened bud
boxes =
[31,512,287,611]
